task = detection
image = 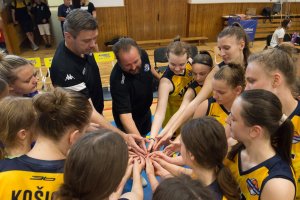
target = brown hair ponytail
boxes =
[228,89,293,165]
[181,117,240,200]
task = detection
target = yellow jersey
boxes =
[0,155,64,200]
[206,97,230,126]
[189,81,203,97]
[225,153,295,200]
[289,100,300,199]
[162,62,194,129]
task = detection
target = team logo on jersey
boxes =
[292,135,300,144]
[30,176,56,181]
[65,74,75,81]
[144,64,150,72]
[246,178,260,196]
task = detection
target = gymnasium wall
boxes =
[188,3,300,42]
[96,1,300,50]
[2,0,300,53]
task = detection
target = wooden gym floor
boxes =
[18,40,266,121]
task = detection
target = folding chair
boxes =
[154,47,168,74]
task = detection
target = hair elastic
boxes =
[279,114,288,126]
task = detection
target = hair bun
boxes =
[33,88,68,115]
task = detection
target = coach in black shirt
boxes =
[50,10,147,155]
[111,38,155,136]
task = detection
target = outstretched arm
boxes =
[120,157,145,200]
[151,156,193,177]
[89,99,147,155]
[193,99,209,119]
[120,113,142,136]
[166,66,218,135]
[153,88,195,150]
[147,78,173,152]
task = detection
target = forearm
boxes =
[151,79,172,138]
[131,170,143,199]
[150,113,165,138]
[167,156,185,166]
[161,105,185,134]
[161,162,192,177]
[111,175,129,199]
[167,100,197,135]
[147,174,159,192]
[169,82,212,133]
[120,113,141,136]
[90,109,126,138]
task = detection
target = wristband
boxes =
[149,138,156,142]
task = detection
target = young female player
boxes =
[55,129,144,200]
[148,41,194,151]
[160,25,250,146]
[149,117,240,200]
[226,89,295,200]
[0,97,36,159]
[0,53,38,96]
[245,46,300,198]
[0,87,92,199]
[153,52,213,150]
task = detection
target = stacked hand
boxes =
[125,134,149,157]
[128,149,171,178]
[152,131,174,151]
[146,130,172,152]
[163,140,181,156]
[145,156,170,178]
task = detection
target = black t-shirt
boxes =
[110,49,153,134]
[50,41,104,114]
[57,4,72,30]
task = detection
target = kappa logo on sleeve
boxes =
[65,74,75,81]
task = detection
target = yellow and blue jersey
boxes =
[0,155,64,199]
[289,100,300,199]
[225,153,296,200]
[162,62,194,129]
[206,97,230,126]
[189,81,203,97]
